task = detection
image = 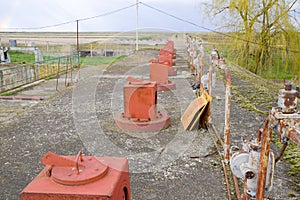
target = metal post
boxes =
[90,43,93,57]
[256,118,272,200]
[136,0,139,51]
[200,43,204,80]
[208,65,212,96]
[56,58,61,91]
[191,50,194,74]
[65,57,69,87]
[69,57,73,85]
[0,70,3,92]
[224,67,231,162]
[46,41,49,56]
[76,20,80,63]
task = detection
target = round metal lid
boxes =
[51,156,108,186]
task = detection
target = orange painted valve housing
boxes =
[157,51,177,75]
[160,41,176,59]
[157,52,173,67]
[21,151,130,200]
[150,63,176,91]
[150,53,177,76]
[123,78,157,120]
[159,47,176,59]
[115,76,170,132]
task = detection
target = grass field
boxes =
[8,50,127,67]
[9,50,35,63]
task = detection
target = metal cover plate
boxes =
[51,157,108,185]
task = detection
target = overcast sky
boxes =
[0,0,213,32]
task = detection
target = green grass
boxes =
[44,74,58,81]
[9,51,56,63]
[221,48,297,81]
[0,87,25,96]
[261,69,294,80]
[272,135,300,192]
[80,55,126,66]
[9,50,35,63]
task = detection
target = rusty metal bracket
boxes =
[231,83,299,199]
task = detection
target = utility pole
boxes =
[136,0,139,51]
[76,20,79,63]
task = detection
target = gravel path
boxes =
[0,35,298,199]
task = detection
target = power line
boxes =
[291,9,300,14]
[77,3,137,22]
[1,1,299,54]
[139,3,254,42]
[140,2,300,54]
[139,2,210,32]
[0,3,138,30]
[1,20,76,30]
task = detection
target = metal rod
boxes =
[256,128,263,143]
[65,57,69,87]
[90,43,93,57]
[70,56,73,84]
[275,141,288,163]
[196,53,201,82]
[0,96,43,101]
[76,20,81,81]
[224,67,231,162]
[56,58,60,91]
[208,64,212,96]
[200,43,204,80]
[191,50,195,74]
[135,0,139,51]
[199,48,205,91]
[207,126,232,200]
[243,179,248,200]
[76,20,79,55]
[233,175,242,200]
[210,123,241,200]
[256,118,272,200]
[212,123,224,146]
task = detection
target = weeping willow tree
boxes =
[205,0,300,81]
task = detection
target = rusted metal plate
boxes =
[181,90,211,131]
[21,152,130,200]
